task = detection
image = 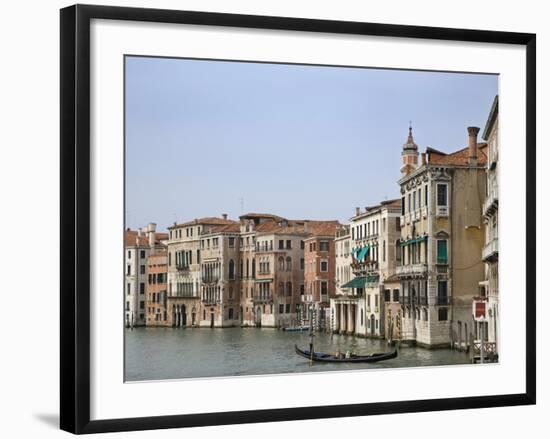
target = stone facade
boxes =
[480,95,499,353]
[397,126,487,348]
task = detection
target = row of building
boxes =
[125,95,499,352]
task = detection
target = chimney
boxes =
[304,221,309,233]
[355,207,360,216]
[421,152,426,165]
[222,213,228,220]
[147,222,157,248]
[467,126,480,165]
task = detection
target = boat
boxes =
[283,326,310,332]
[294,344,397,363]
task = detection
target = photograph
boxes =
[123,56,500,381]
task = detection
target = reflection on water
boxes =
[125,327,471,381]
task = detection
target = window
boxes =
[393,289,400,302]
[228,237,235,248]
[286,282,292,296]
[278,257,285,271]
[384,289,391,302]
[361,309,364,326]
[279,304,284,314]
[437,239,448,264]
[127,283,131,295]
[437,280,448,305]
[383,240,386,262]
[139,283,145,294]
[321,281,328,296]
[278,240,284,249]
[228,260,235,280]
[286,240,291,249]
[228,308,234,319]
[139,301,145,310]
[413,191,416,210]
[140,265,145,274]
[408,193,411,212]
[300,258,305,270]
[438,308,448,321]
[300,240,304,249]
[127,250,131,259]
[319,241,329,252]
[285,304,291,314]
[140,250,145,259]
[437,183,448,206]
[127,265,131,275]
[196,249,200,264]
[300,284,305,296]
[285,257,291,271]
[320,260,328,272]
[125,301,130,311]
[401,197,405,215]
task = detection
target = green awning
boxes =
[357,246,369,262]
[341,277,367,289]
[400,235,428,246]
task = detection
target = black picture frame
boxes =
[60,4,536,434]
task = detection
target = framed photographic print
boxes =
[60,4,536,434]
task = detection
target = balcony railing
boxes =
[396,263,427,277]
[436,295,451,306]
[201,276,220,284]
[176,263,190,271]
[482,238,498,262]
[483,188,498,217]
[399,295,411,305]
[253,294,273,303]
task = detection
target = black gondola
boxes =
[294,344,397,363]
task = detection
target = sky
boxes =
[125,56,498,231]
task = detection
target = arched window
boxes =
[361,309,364,325]
[286,281,292,296]
[278,257,285,271]
[286,256,292,271]
[246,258,250,278]
[228,259,235,280]
[252,259,256,277]
[228,308,234,319]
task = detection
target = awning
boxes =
[341,277,367,289]
[400,235,428,246]
[357,246,369,262]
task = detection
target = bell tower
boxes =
[401,124,419,177]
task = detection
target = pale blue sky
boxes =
[125,56,497,230]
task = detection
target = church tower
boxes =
[401,124,419,177]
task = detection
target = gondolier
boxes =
[295,345,397,363]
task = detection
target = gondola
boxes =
[282,326,310,332]
[294,344,397,363]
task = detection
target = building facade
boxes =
[479,95,499,354]
[331,200,401,338]
[145,250,168,326]
[397,126,487,348]
[166,216,235,328]
[124,223,167,327]
[303,223,338,330]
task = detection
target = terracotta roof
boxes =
[156,232,169,240]
[239,212,285,221]
[169,217,236,229]
[256,219,340,236]
[426,144,488,166]
[125,230,149,247]
[202,223,241,234]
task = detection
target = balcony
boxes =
[396,263,428,277]
[436,206,449,217]
[399,295,411,306]
[482,238,498,262]
[201,276,220,284]
[176,263,190,271]
[483,188,498,217]
[253,294,273,303]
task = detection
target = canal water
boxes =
[125,327,471,381]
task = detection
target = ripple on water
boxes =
[125,327,473,381]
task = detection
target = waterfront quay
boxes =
[125,327,470,381]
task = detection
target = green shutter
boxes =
[437,240,447,263]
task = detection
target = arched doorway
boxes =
[240,306,243,324]
[210,308,214,328]
[182,305,187,327]
[370,314,376,336]
[255,307,262,327]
